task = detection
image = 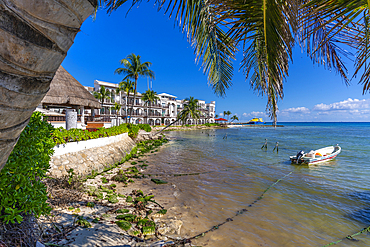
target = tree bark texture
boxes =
[0,0,96,170]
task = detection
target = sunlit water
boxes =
[145,123,370,247]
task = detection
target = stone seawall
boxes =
[48,131,154,177]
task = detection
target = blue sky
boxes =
[61,3,370,122]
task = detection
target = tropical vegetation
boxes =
[141,89,160,124]
[0,112,54,224]
[112,102,122,123]
[223,111,232,122]
[179,97,201,125]
[93,85,111,114]
[155,96,201,134]
[3,0,370,171]
[115,54,155,123]
[231,115,239,123]
[117,79,135,123]
[52,123,151,145]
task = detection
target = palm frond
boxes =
[220,0,297,121]
[300,0,360,85]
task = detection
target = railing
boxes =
[147,112,162,117]
[46,116,66,122]
[146,103,162,108]
[47,113,213,123]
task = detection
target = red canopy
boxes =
[215,118,227,121]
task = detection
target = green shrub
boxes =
[127,124,140,139]
[137,124,151,132]
[51,123,152,145]
[0,112,54,223]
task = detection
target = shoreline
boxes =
[152,125,227,132]
[42,135,188,247]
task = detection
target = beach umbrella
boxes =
[215,118,227,123]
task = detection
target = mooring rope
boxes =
[156,163,370,247]
[322,226,370,246]
[157,164,303,245]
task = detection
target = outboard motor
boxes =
[295,150,305,164]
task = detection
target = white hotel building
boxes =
[90,80,216,125]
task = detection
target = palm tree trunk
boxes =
[0,0,96,170]
[130,78,138,124]
[146,102,149,125]
[125,94,128,123]
[154,118,180,136]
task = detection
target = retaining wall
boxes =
[48,133,140,177]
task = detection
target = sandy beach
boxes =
[41,134,193,247]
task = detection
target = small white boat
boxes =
[290,145,341,165]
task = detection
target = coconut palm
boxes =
[1,0,368,171]
[112,103,122,125]
[223,111,232,122]
[115,54,155,124]
[117,79,134,123]
[93,86,111,115]
[141,89,160,125]
[230,115,239,123]
[155,96,201,134]
[181,97,201,126]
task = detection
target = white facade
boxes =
[92,80,216,125]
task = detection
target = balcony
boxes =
[146,112,162,117]
[146,103,161,108]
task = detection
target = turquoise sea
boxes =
[146,123,370,246]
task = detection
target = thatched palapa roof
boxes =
[42,66,101,109]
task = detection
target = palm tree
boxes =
[215,114,219,119]
[224,111,232,122]
[230,115,239,123]
[117,79,134,123]
[93,86,111,115]
[0,0,233,171]
[155,96,201,134]
[141,89,160,125]
[1,0,368,171]
[115,54,155,124]
[181,97,201,127]
[112,103,122,126]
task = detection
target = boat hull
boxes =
[290,146,341,165]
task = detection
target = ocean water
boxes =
[146,123,370,247]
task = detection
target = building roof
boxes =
[94,80,119,88]
[158,93,177,98]
[42,66,101,109]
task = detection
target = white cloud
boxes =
[219,113,224,116]
[239,98,370,122]
[312,98,370,111]
[242,111,267,118]
[277,98,370,121]
[281,107,310,114]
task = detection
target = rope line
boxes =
[322,226,370,246]
[158,164,303,245]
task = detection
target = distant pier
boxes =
[227,123,284,127]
